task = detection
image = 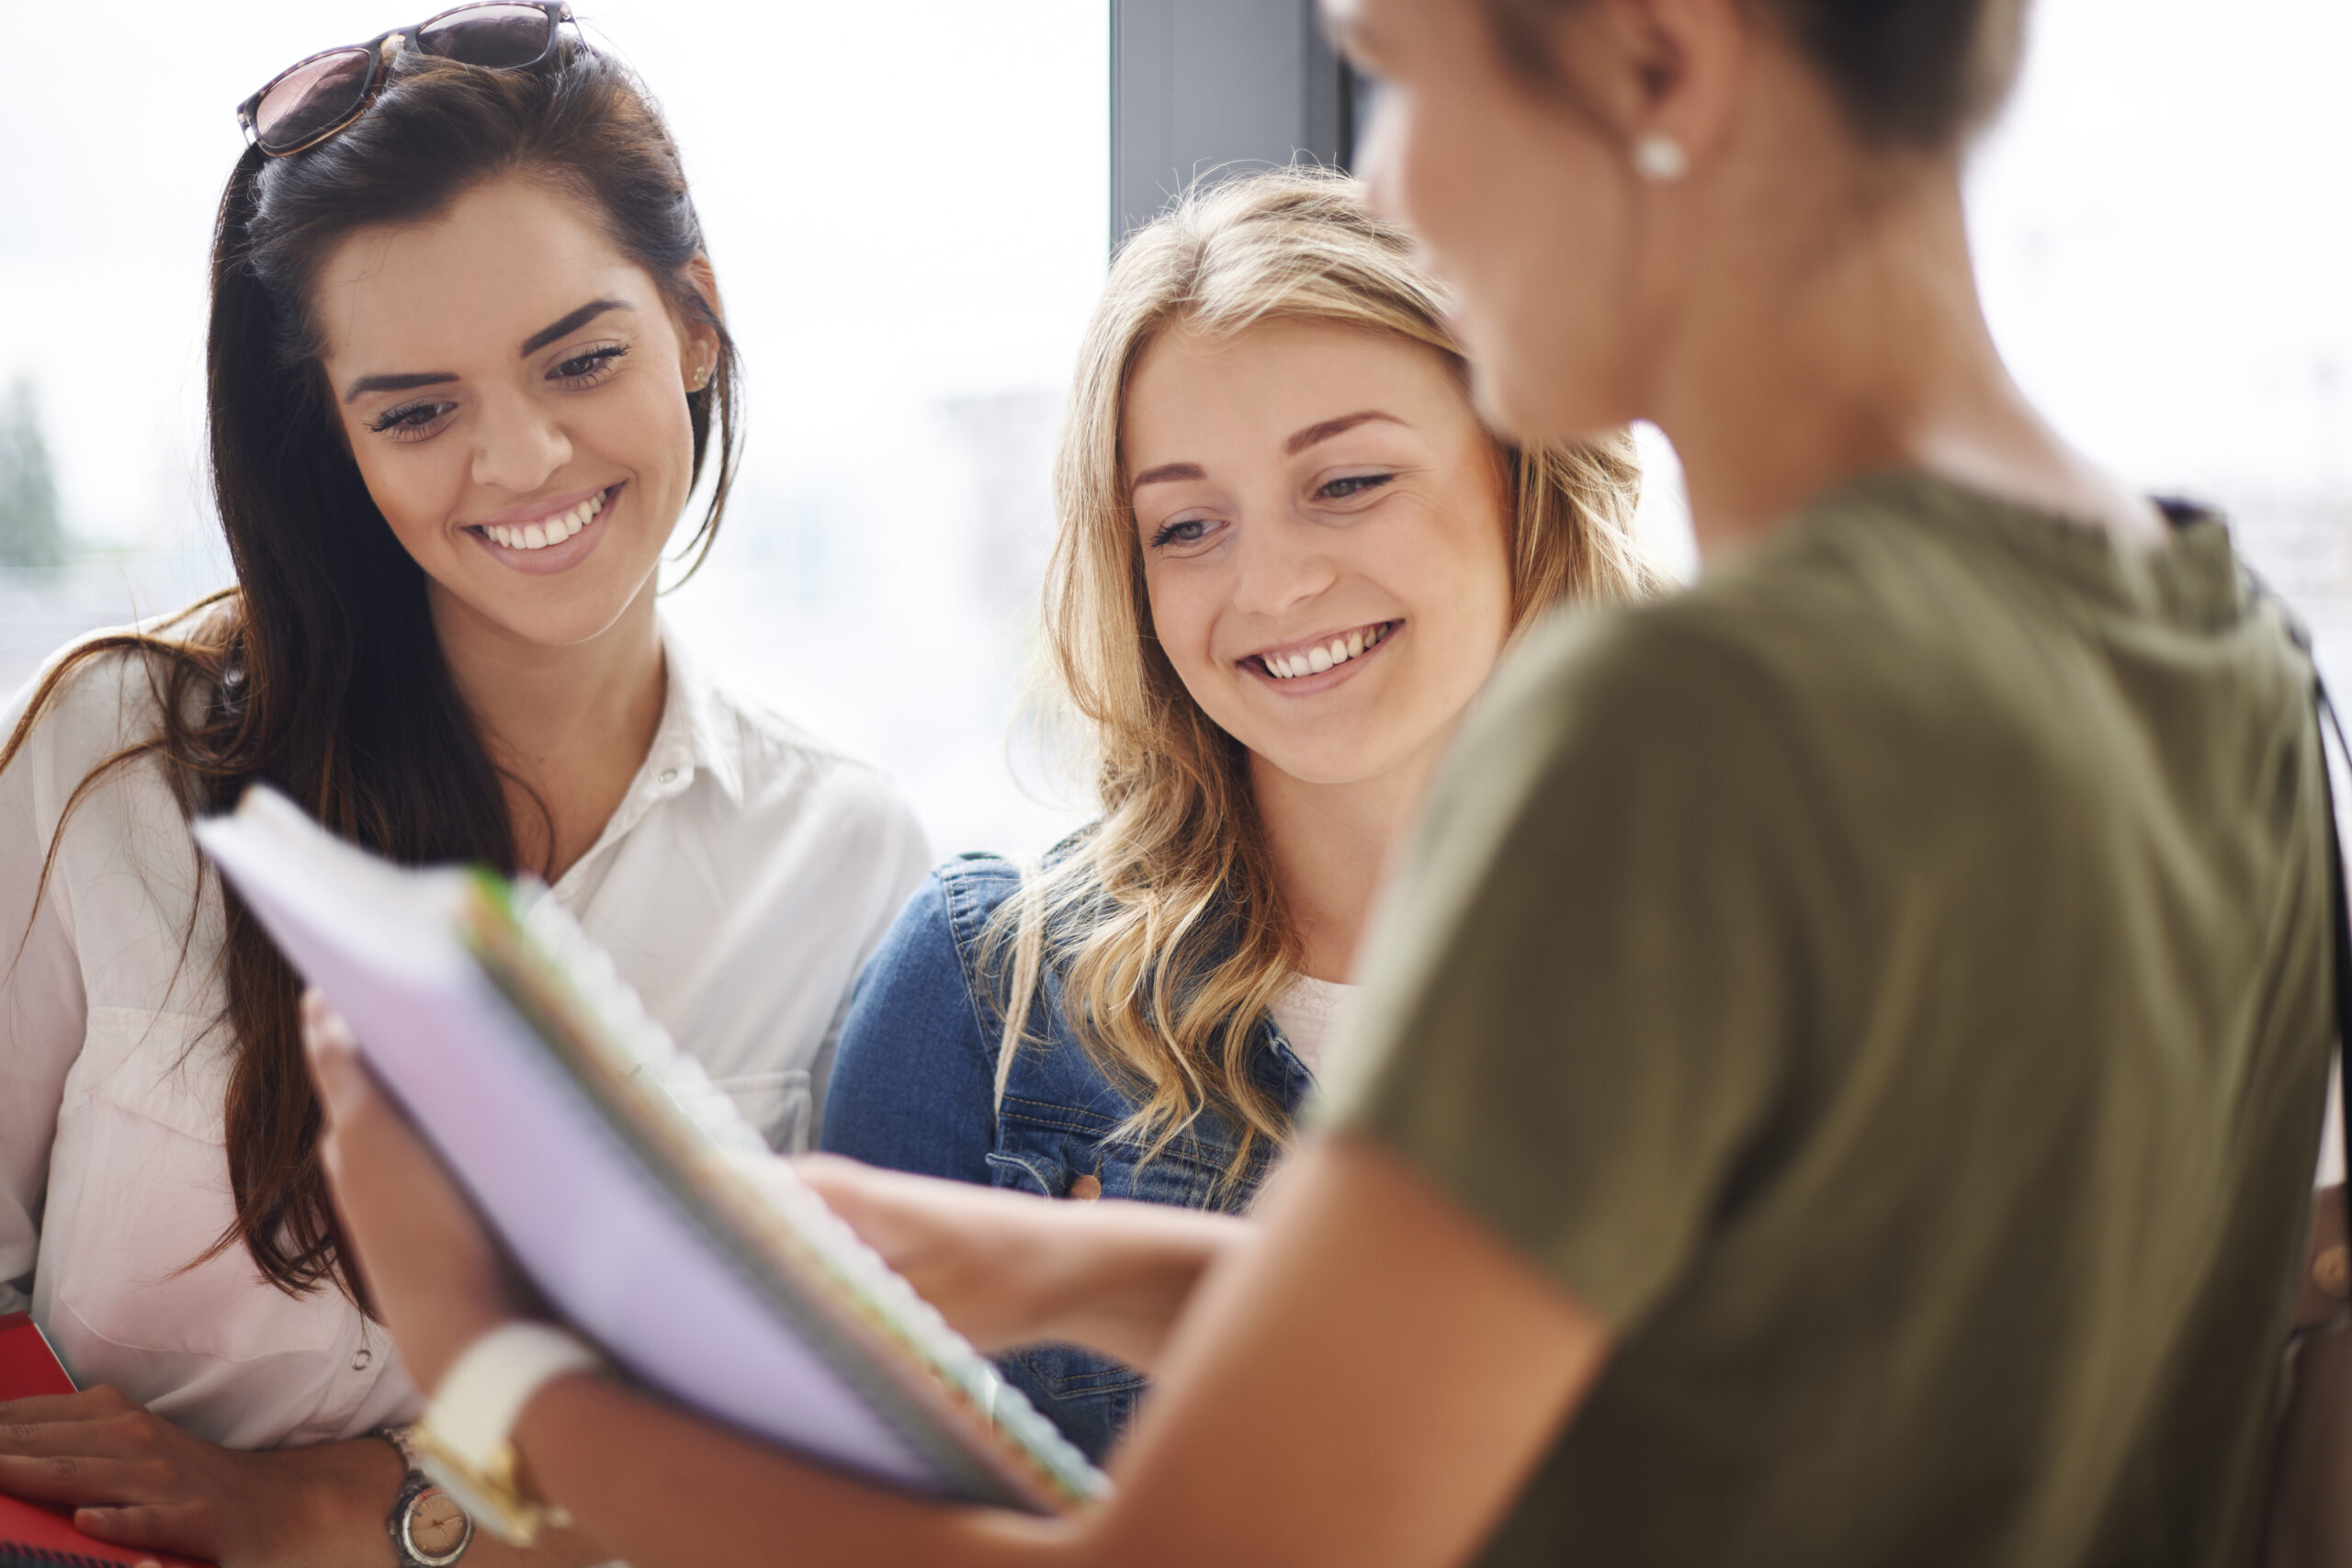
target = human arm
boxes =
[304,1009,1611,1568]
[0,672,91,1318]
[0,1392,618,1568]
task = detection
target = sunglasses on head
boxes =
[235,1,575,157]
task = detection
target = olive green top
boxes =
[1320,473,2334,1567]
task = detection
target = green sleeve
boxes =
[1316,606,1838,1330]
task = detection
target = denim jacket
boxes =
[820,852,1317,1462]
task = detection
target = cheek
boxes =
[1141,565,1216,672]
[1400,109,1642,442]
[343,431,460,554]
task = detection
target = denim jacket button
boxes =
[1067,1173,1102,1201]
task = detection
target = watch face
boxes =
[409,1488,470,1560]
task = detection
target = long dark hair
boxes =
[0,35,741,1302]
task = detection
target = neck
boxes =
[1250,739,1444,984]
[1647,149,2160,562]
[430,580,668,881]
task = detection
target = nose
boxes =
[1230,512,1339,619]
[469,389,571,496]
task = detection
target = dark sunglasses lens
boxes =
[254,48,375,152]
[416,5,556,67]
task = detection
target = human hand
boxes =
[0,1385,403,1567]
[791,1155,1070,1354]
[301,989,535,1395]
[793,1154,1245,1371]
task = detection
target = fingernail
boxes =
[309,1034,360,1107]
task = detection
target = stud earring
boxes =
[690,362,711,390]
[1633,132,1689,183]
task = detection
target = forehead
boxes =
[1123,318,1468,464]
[311,175,651,368]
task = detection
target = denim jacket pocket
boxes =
[983,1148,1069,1198]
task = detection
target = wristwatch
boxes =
[375,1425,476,1566]
[411,1323,605,1546]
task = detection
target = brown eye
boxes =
[553,344,628,382]
[368,401,452,436]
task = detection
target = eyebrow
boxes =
[519,298,632,357]
[1131,461,1208,490]
[343,369,457,404]
[341,298,636,405]
[1285,409,1406,455]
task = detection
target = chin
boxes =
[1473,362,1629,450]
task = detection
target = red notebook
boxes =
[0,1314,210,1567]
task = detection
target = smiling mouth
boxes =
[468,484,616,552]
[1246,620,1397,682]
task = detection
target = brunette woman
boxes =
[0,9,923,1564]
[299,0,2332,1563]
[821,166,1658,1461]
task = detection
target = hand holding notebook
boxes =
[195,785,1106,1516]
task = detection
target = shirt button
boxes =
[658,767,679,784]
[351,1347,373,1371]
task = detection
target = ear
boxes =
[676,253,725,389]
[1543,0,1750,175]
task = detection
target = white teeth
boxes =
[482,490,609,551]
[1261,623,1394,680]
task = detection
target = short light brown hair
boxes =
[1485,0,2031,147]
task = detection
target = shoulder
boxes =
[2,615,220,800]
[869,853,1023,981]
[853,843,1102,1023]
[688,680,930,873]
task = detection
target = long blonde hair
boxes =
[992,167,1664,1188]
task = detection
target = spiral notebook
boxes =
[193,784,1107,1517]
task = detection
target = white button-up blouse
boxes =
[0,621,930,1450]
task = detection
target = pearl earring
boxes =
[1633,132,1689,183]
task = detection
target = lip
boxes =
[462,482,620,577]
[1238,618,1401,694]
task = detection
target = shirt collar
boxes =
[645,620,743,807]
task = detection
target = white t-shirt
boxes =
[0,619,929,1450]
[1268,973,1362,1075]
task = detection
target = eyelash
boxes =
[1319,472,1396,501]
[1152,517,1215,548]
[364,344,631,442]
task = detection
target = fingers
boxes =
[0,1450,172,1508]
[301,998,374,1136]
[0,1384,135,1425]
[76,1499,207,1562]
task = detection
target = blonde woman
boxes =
[818,167,1658,1460]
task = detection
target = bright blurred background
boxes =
[2,0,2347,861]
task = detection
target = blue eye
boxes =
[1152,517,1217,547]
[1318,473,1396,501]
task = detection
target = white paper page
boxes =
[194,795,942,1494]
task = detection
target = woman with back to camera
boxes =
[0,6,925,1564]
[820,166,1659,1461]
[298,0,2336,1563]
